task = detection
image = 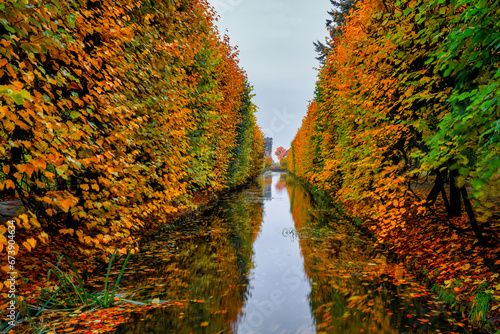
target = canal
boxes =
[114,172,470,333]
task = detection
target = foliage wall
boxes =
[0,0,264,254]
[290,0,500,242]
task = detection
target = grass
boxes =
[0,248,132,333]
[431,280,497,331]
[41,248,132,311]
[431,280,461,307]
[469,282,494,328]
[470,290,492,325]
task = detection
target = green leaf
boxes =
[67,14,76,28]
[12,93,25,105]
[0,18,15,33]
[459,167,469,176]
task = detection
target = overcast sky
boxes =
[207,0,332,155]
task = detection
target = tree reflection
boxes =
[115,181,264,333]
[286,177,472,334]
[275,173,287,194]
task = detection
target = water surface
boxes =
[114,172,471,333]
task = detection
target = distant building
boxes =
[264,137,273,157]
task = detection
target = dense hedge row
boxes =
[0,0,264,253]
[290,0,499,241]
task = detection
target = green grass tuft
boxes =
[469,290,493,327]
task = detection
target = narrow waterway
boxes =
[235,173,315,334]
[114,172,471,333]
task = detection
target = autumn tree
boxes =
[275,147,287,161]
[0,0,264,255]
[292,0,499,244]
[313,0,360,63]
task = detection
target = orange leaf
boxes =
[59,229,74,236]
[27,238,36,249]
[22,241,32,252]
[12,81,23,90]
[17,164,36,177]
[31,158,47,170]
[5,180,15,189]
[59,199,73,212]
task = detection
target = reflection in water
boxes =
[115,172,471,334]
[275,173,287,194]
[235,172,315,334]
[286,176,472,334]
[263,173,273,200]
[115,181,264,333]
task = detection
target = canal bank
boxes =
[287,172,500,333]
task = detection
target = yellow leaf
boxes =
[39,231,49,241]
[18,214,30,230]
[31,217,41,228]
[27,238,36,249]
[22,241,32,252]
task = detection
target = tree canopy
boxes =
[293,0,500,243]
[0,0,264,255]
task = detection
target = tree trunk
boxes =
[460,186,485,243]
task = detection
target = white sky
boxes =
[207,0,332,154]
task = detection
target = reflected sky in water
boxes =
[236,172,315,334]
